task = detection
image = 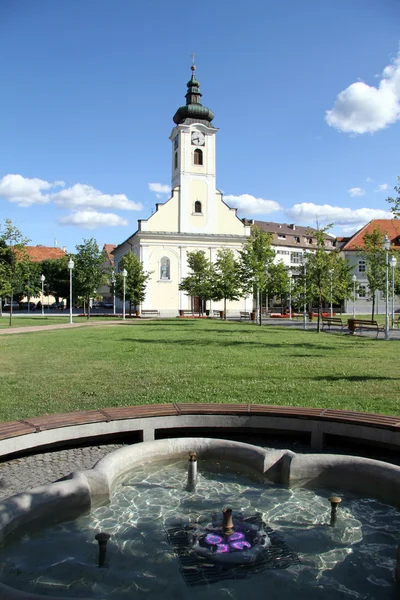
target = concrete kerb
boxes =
[2,437,400,599]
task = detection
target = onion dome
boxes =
[173,64,214,125]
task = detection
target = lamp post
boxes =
[383,234,391,340]
[288,269,292,320]
[352,274,357,318]
[303,253,308,330]
[111,273,116,315]
[67,258,74,325]
[122,268,127,320]
[390,255,397,328]
[329,269,334,318]
[40,274,45,316]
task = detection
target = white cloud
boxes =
[325,52,400,133]
[58,210,128,229]
[348,187,366,197]
[0,174,57,207]
[148,183,170,194]
[224,194,281,215]
[365,177,374,183]
[375,183,389,191]
[53,183,142,211]
[286,202,391,228]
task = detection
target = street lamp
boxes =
[40,274,45,316]
[122,268,127,320]
[383,234,391,340]
[111,272,116,315]
[390,255,397,328]
[303,252,309,330]
[329,269,334,318]
[352,274,357,318]
[67,258,74,325]
[288,269,292,320]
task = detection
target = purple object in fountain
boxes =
[230,540,251,550]
[228,532,244,541]
[206,534,223,545]
[216,544,230,553]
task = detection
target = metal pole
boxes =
[289,277,292,320]
[385,250,389,340]
[303,263,307,330]
[69,267,73,325]
[330,272,333,318]
[41,279,44,316]
[353,279,355,318]
[392,261,395,328]
[123,277,126,320]
[113,285,116,315]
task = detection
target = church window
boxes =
[160,256,170,280]
[194,148,203,165]
[174,152,178,169]
[174,136,178,150]
[194,200,202,214]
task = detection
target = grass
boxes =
[0,319,399,422]
[0,316,121,328]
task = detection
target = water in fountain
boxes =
[0,459,399,599]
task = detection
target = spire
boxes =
[173,62,214,126]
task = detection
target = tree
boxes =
[212,248,242,319]
[40,257,70,305]
[295,227,353,332]
[115,251,151,316]
[238,227,275,325]
[73,239,107,319]
[386,176,400,218]
[179,251,214,314]
[265,261,290,312]
[358,228,387,320]
[0,219,30,326]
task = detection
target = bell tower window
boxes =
[193,148,203,165]
[174,152,178,170]
[194,200,202,214]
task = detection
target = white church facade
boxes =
[112,64,252,316]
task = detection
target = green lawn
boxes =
[0,316,122,328]
[0,319,398,422]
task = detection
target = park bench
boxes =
[321,316,345,332]
[179,310,201,317]
[141,309,160,318]
[393,315,400,328]
[348,318,384,338]
[213,310,223,318]
[240,311,250,320]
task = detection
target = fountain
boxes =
[0,437,400,599]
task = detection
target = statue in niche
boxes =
[160,257,170,280]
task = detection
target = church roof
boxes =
[173,64,214,125]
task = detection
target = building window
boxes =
[277,250,289,255]
[194,200,202,214]
[291,251,303,264]
[308,238,313,244]
[174,152,178,169]
[358,260,366,273]
[358,285,367,298]
[278,234,286,240]
[194,148,203,165]
[160,256,170,280]
[294,236,300,243]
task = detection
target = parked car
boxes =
[2,301,20,311]
[19,301,37,311]
[102,301,114,309]
[92,301,103,309]
[51,301,65,310]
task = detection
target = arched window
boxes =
[194,200,202,214]
[193,148,203,165]
[160,256,170,280]
[174,152,178,169]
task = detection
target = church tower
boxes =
[170,63,219,234]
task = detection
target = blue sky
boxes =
[1,0,399,251]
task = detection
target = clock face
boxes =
[191,131,205,146]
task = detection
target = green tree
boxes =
[115,252,151,316]
[212,248,242,319]
[179,251,214,315]
[358,228,387,320]
[265,261,290,312]
[40,257,70,305]
[238,227,275,325]
[386,176,400,218]
[73,239,107,319]
[0,219,30,325]
[295,227,353,332]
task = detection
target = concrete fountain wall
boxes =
[1,438,400,600]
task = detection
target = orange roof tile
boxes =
[341,219,400,250]
[103,244,116,265]
[25,246,67,262]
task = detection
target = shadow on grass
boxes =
[314,375,399,382]
[120,337,340,351]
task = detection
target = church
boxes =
[112,64,252,316]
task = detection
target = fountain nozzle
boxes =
[95,532,111,568]
[328,496,342,527]
[222,508,234,536]
[187,451,198,491]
